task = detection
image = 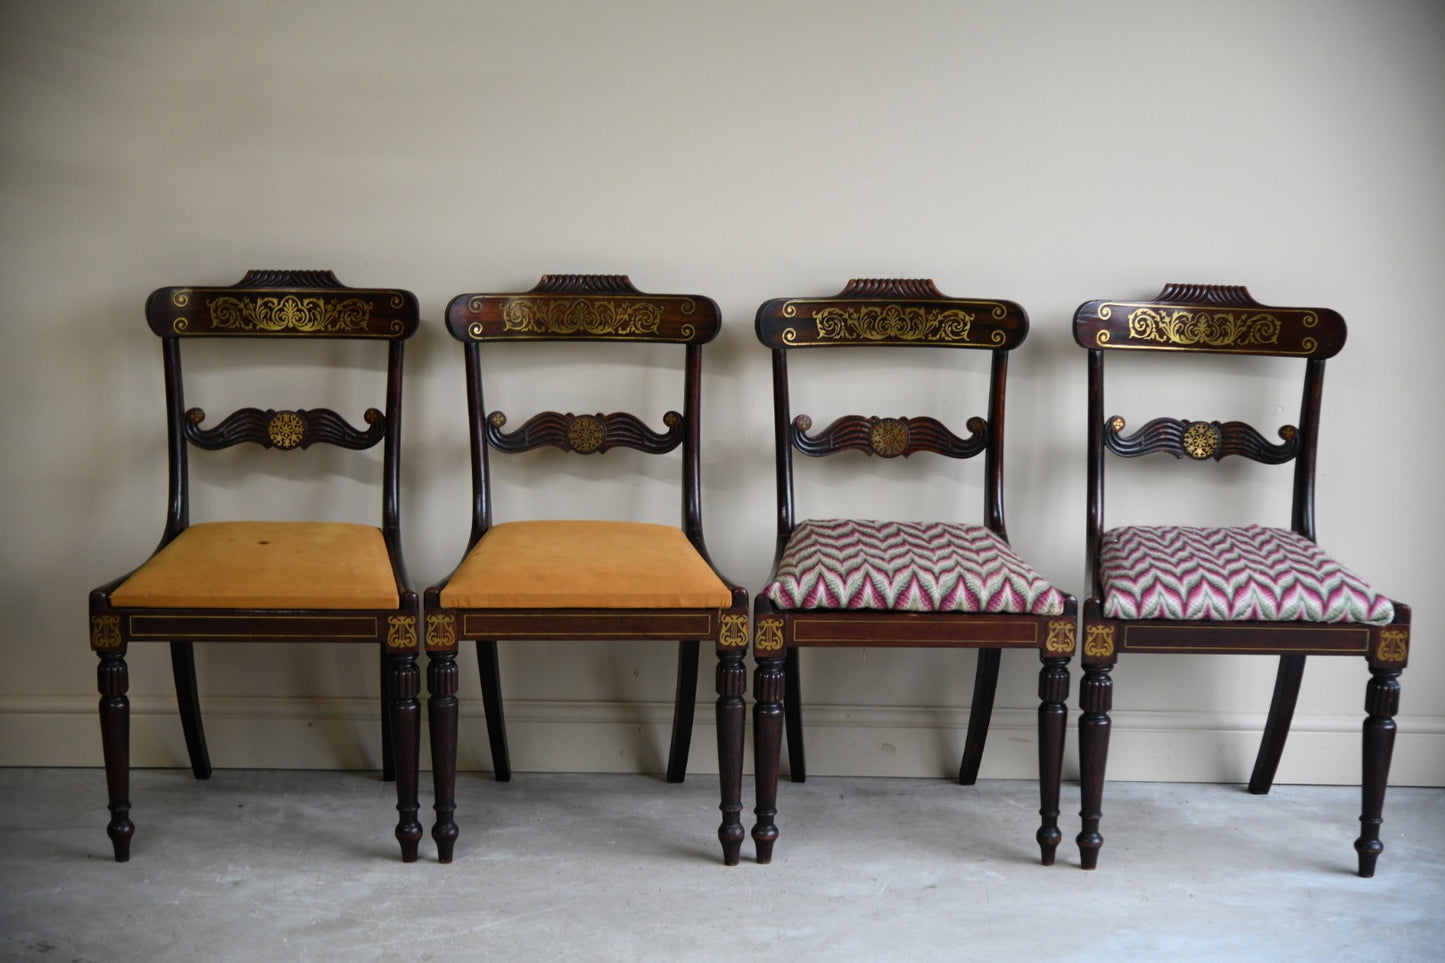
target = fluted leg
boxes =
[380,646,395,782]
[1249,654,1306,794]
[428,651,460,863]
[783,647,805,783]
[168,642,211,780]
[1036,656,1069,865]
[1077,663,1112,869]
[959,648,1001,785]
[715,648,747,865]
[385,651,421,862]
[666,639,700,783]
[752,654,785,863]
[1355,667,1401,878]
[98,652,133,861]
[476,640,511,781]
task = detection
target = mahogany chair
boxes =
[424,275,749,864]
[88,270,423,862]
[750,279,1077,864]
[1074,283,1410,876]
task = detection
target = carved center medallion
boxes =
[869,418,910,457]
[567,415,605,453]
[1181,421,1220,460]
[267,411,306,449]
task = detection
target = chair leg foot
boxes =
[99,652,134,861]
[385,651,422,863]
[715,648,746,866]
[666,639,699,784]
[960,648,1001,785]
[752,653,785,864]
[1354,666,1400,878]
[1037,656,1069,866]
[428,651,460,863]
[1077,662,1112,870]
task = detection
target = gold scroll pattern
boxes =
[755,617,785,652]
[91,615,122,650]
[1045,619,1075,655]
[784,304,1004,346]
[1095,305,1316,355]
[193,295,375,334]
[490,298,693,340]
[719,613,748,649]
[1083,624,1115,659]
[426,613,457,651]
[387,615,418,649]
[1376,629,1408,664]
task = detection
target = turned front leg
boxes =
[1077,662,1113,870]
[715,647,747,865]
[1355,666,1401,878]
[385,651,422,862]
[427,651,460,863]
[1036,656,1069,865]
[751,652,786,863]
[98,652,134,861]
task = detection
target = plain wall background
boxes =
[1,0,1441,786]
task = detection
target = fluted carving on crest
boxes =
[839,278,944,299]
[1156,283,1258,306]
[235,269,344,289]
[533,274,639,294]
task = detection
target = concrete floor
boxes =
[1,769,1442,962]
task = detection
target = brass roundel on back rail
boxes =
[868,418,910,457]
[267,411,306,449]
[1181,421,1220,460]
[567,414,606,453]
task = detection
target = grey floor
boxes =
[1,769,1442,962]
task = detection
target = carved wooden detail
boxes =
[791,414,987,459]
[485,409,684,455]
[183,407,386,451]
[1104,415,1300,464]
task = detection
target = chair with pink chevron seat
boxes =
[750,278,1076,864]
[1073,282,1410,876]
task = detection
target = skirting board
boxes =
[3,695,1442,786]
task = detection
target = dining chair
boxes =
[750,278,1076,864]
[424,274,749,864]
[1073,282,1409,875]
[89,269,422,861]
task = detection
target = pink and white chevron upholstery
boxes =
[1099,525,1394,624]
[764,518,1066,615]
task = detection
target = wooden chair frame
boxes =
[88,269,423,862]
[1074,282,1411,876]
[425,275,749,865]
[750,278,1077,864]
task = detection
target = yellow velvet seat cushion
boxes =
[440,520,731,609]
[109,521,400,610]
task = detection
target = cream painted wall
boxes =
[1,0,1441,786]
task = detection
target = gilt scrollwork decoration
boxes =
[1083,624,1115,659]
[387,615,418,649]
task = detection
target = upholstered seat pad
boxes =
[1099,524,1394,624]
[764,519,1067,615]
[109,521,400,610]
[440,520,732,609]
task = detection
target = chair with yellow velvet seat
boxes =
[424,274,749,864]
[88,269,422,862]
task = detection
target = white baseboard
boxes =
[3,694,1441,785]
